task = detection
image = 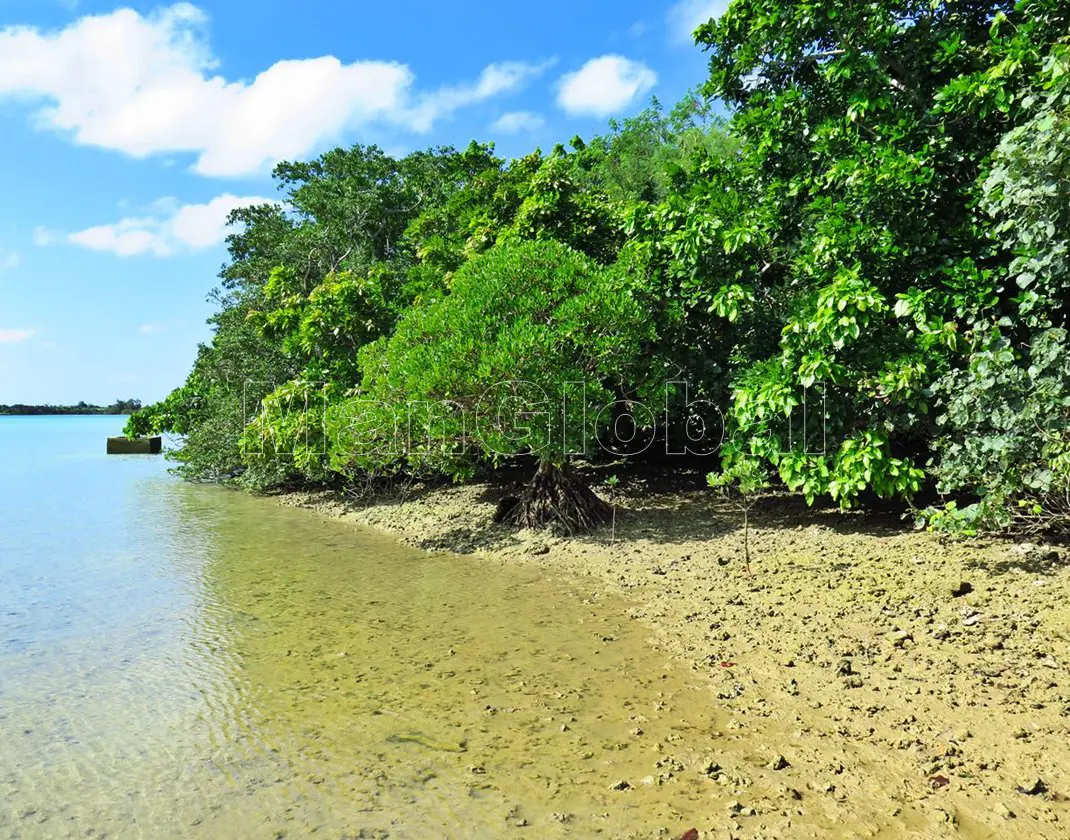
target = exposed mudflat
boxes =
[278,477,1070,839]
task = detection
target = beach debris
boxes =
[386,732,467,753]
[888,630,913,648]
[935,808,957,825]
[1017,777,1047,796]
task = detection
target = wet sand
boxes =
[279,479,1070,839]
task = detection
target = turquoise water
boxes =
[1,417,176,668]
[0,417,723,839]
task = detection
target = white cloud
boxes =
[33,226,59,247]
[668,0,730,42]
[557,55,657,117]
[0,5,551,177]
[138,323,166,335]
[0,251,19,270]
[64,193,275,257]
[397,59,555,134]
[0,328,36,344]
[491,111,546,134]
[69,218,167,257]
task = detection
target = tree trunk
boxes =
[743,507,752,574]
[510,461,612,535]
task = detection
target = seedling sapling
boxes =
[605,474,620,545]
[707,456,769,574]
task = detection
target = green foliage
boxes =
[251,264,404,384]
[708,447,771,570]
[138,6,1070,534]
[981,42,1070,323]
[571,93,737,204]
[667,0,1070,513]
[921,34,1070,531]
[502,153,626,264]
[923,327,1070,534]
[127,300,295,486]
[339,239,659,479]
[707,449,769,499]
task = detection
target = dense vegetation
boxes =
[3,399,141,416]
[129,0,1070,536]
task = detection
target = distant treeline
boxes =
[0,399,142,416]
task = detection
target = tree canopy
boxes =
[129,0,1070,535]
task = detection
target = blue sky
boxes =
[0,0,725,404]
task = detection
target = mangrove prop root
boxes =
[510,462,612,535]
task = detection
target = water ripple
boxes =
[1,418,727,839]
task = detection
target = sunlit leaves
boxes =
[347,240,659,478]
[925,327,1070,533]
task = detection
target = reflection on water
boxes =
[0,418,729,838]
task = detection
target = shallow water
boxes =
[0,417,729,838]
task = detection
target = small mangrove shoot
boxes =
[707,451,769,573]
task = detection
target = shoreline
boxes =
[276,480,1070,837]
